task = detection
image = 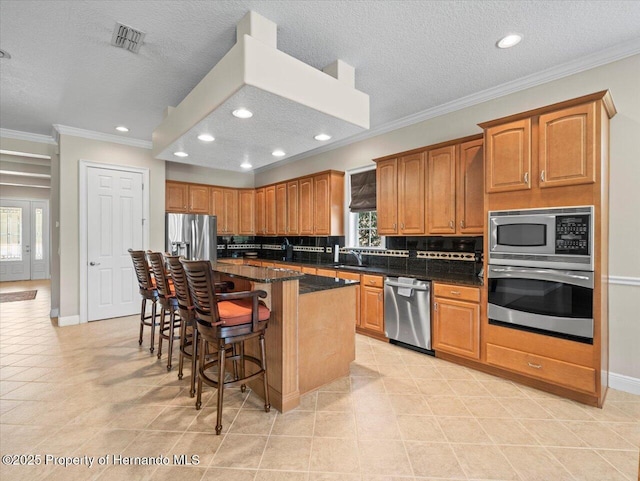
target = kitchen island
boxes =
[213,263,358,412]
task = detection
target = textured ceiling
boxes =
[1,0,640,167]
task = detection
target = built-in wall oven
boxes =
[487,206,595,344]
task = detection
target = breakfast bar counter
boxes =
[212,263,358,412]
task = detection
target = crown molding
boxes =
[52,125,152,150]
[256,40,640,174]
[0,128,57,145]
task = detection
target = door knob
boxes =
[89,261,101,266]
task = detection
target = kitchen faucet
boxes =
[348,249,364,266]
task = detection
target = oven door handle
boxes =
[488,266,594,288]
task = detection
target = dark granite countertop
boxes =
[299,274,359,294]
[270,260,484,287]
[212,262,305,283]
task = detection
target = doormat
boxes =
[0,290,37,303]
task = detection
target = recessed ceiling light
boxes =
[173,151,189,158]
[197,134,215,142]
[232,108,253,119]
[0,49,11,59]
[496,34,522,49]
[240,162,252,169]
[115,126,129,132]
[314,133,332,141]
[272,150,286,157]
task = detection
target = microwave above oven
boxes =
[489,206,594,271]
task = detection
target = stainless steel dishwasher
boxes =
[384,277,433,353]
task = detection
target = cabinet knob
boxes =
[540,170,545,182]
[524,172,529,184]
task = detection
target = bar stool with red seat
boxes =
[129,249,159,353]
[165,254,233,397]
[181,259,271,434]
[147,251,181,371]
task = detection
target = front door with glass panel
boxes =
[0,200,31,281]
[0,199,49,282]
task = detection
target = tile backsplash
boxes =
[217,235,483,276]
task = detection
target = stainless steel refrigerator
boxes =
[165,213,217,262]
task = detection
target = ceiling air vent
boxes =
[111,22,146,54]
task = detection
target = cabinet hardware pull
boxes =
[524,172,529,183]
[369,280,375,284]
[401,222,404,229]
[434,303,438,311]
[392,223,396,229]
[450,290,461,295]
[527,362,542,369]
[460,220,465,229]
[449,220,454,229]
[540,170,545,182]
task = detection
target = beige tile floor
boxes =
[0,280,638,481]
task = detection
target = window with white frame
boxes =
[348,169,384,248]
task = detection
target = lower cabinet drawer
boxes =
[486,343,596,393]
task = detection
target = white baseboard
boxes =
[609,372,640,395]
[49,308,59,318]
[58,314,80,327]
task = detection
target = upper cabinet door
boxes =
[298,177,314,235]
[238,189,255,235]
[398,152,425,234]
[286,180,299,235]
[210,186,224,219]
[458,139,484,234]
[275,183,287,235]
[166,182,188,213]
[539,103,595,188]
[376,158,398,235]
[188,184,210,214]
[265,185,277,236]
[485,118,532,193]
[254,188,266,235]
[223,188,238,235]
[427,145,456,234]
[313,173,331,235]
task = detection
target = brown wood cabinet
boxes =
[286,180,299,235]
[254,187,265,235]
[265,185,277,236]
[166,181,188,213]
[238,189,255,235]
[188,184,210,214]
[276,183,287,235]
[375,134,483,237]
[427,146,456,234]
[210,187,237,234]
[298,177,314,235]
[478,90,616,407]
[360,274,385,337]
[485,118,531,193]
[539,102,596,188]
[432,283,480,360]
[376,158,398,235]
[398,153,426,234]
[457,138,484,234]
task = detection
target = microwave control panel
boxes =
[555,215,590,255]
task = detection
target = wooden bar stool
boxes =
[147,251,181,371]
[129,249,159,353]
[165,255,234,396]
[182,259,271,434]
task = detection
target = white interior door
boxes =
[87,166,143,321]
[0,200,31,281]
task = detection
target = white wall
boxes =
[57,135,166,322]
[256,54,640,384]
